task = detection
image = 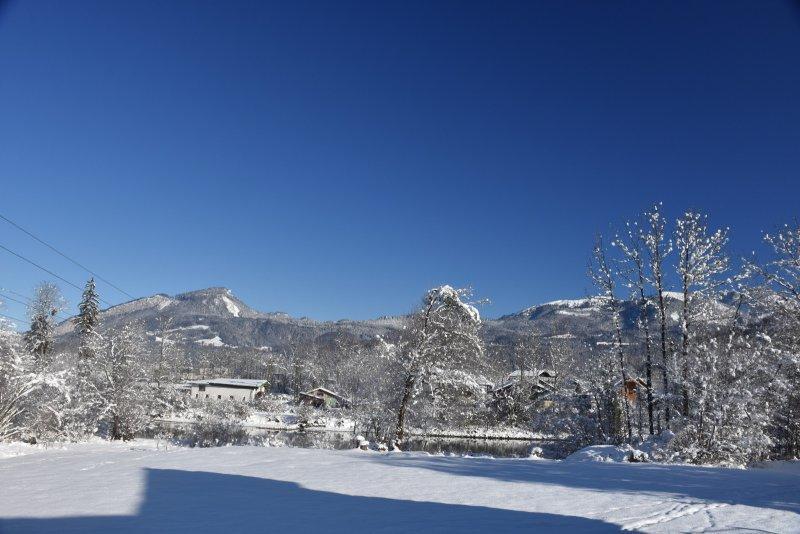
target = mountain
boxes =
[484,295,686,344]
[53,286,703,361]
[54,287,402,351]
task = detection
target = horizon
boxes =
[2,1,800,324]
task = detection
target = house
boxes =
[622,377,648,403]
[298,387,349,409]
[492,369,557,400]
[188,378,269,402]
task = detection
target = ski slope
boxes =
[0,442,798,533]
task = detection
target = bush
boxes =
[170,400,254,447]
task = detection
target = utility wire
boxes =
[0,311,26,324]
[2,288,31,302]
[0,290,71,321]
[0,242,114,307]
[0,212,135,300]
[0,291,30,307]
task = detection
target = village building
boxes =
[188,378,269,402]
[491,369,557,400]
[298,387,349,409]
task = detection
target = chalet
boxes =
[492,369,557,400]
[622,377,648,403]
[189,378,269,402]
[298,387,349,409]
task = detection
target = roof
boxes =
[506,369,556,379]
[189,378,268,389]
[493,370,557,394]
[301,387,346,400]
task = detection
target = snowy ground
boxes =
[1,442,798,533]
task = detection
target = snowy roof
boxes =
[493,370,557,393]
[190,378,268,389]
[507,369,556,378]
[301,387,347,400]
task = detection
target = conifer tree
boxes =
[75,278,100,341]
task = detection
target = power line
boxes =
[0,291,29,307]
[2,288,30,302]
[0,290,71,321]
[0,242,114,307]
[0,311,26,324]
[0,212,136,300]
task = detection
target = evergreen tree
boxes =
[75,278,100,340]
[68,278,103,438]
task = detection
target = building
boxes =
[492,369,557,400]
[298,387,349,409]
[188,378,269,402]
[622,377,648,403]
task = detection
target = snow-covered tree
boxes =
[75,278,100,340]
[0,321,38,440]
[642,203,674,429]
[674,211,729,417]
[393,286,483,443]
[590,235,632,441]
[95,323,153,440]
[614,219,656,435]
[24,282,65,365]
[743,224,800,458]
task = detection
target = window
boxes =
[217,395,221,399]
[205,394,209,398]
[195,394,198,398]
[229,395,234,400]
[243,396,247,402]
[198,385,206,392]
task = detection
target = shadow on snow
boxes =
[0,468,622,533]
[366,453,800,516]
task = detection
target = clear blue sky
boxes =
[1,1,799,322]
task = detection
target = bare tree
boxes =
[674,211,729,417]
[615,220,656,435]
[590,235,632,441]
[643,204,673,429]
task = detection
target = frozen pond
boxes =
[148,421,561,458]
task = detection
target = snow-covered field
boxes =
[1,442,798,533]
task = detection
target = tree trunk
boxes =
[395,372,415,443]
[681,276,691,417]
[612,304,633,442]
[656,285,671,429]
[111,414,121,441]
[637,289,655,435]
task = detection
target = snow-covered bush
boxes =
[174,401,252,447]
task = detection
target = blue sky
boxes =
[1,1,799,322]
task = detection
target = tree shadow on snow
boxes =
[367,453,800,516]
[0,468,622,533]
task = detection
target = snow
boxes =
[564,444,648,463]
[221,296,240,317]
[190,378,268,388]
[433,285,480,322]
[166,324,210,332]
[542,298,593,308]
[195,336,226,347]
[1,443,798,533]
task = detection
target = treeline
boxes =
[565,204,800,465]
[1,205,799,466]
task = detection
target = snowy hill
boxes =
[53,287,399,352]
[52,287,729,362]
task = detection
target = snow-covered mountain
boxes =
[52,287,705,358]
[54,287,399,351]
